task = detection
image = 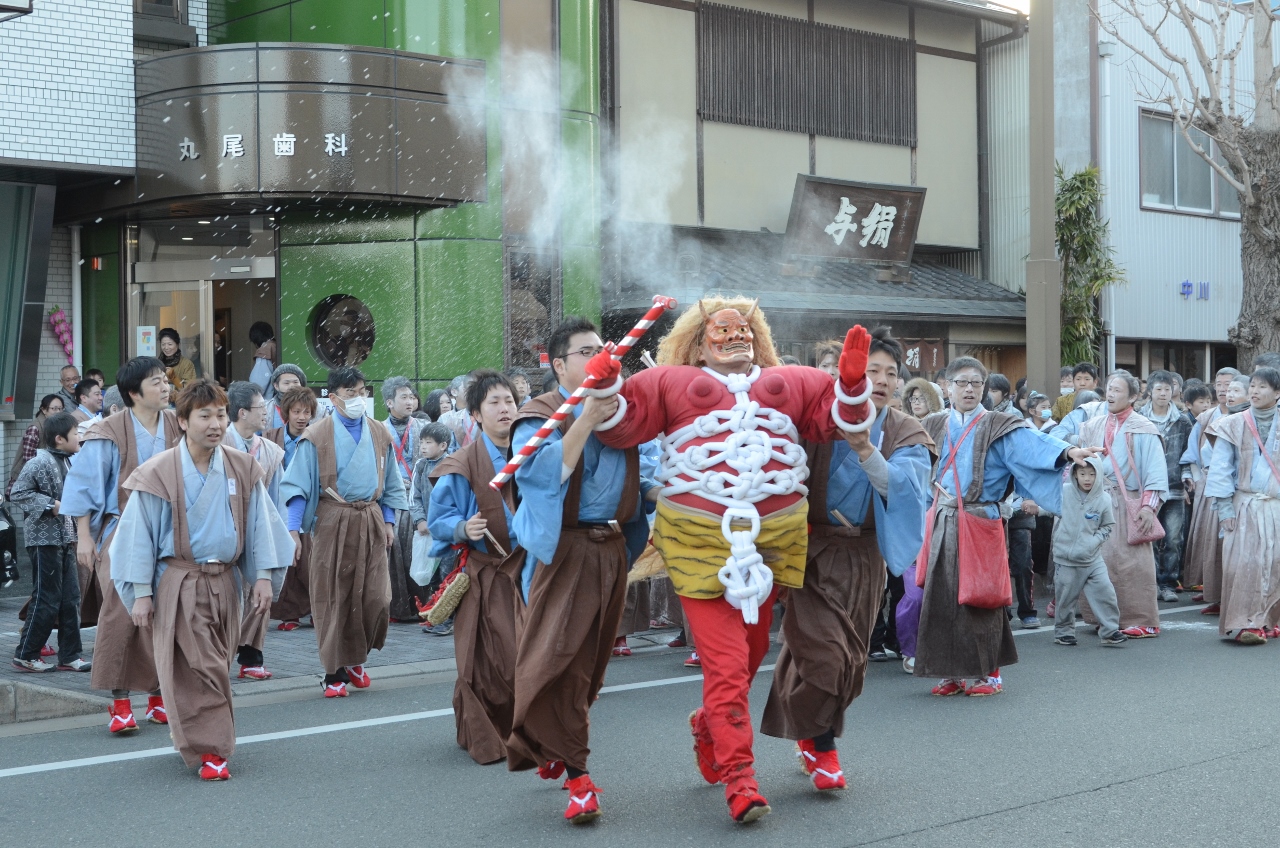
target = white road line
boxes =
[1012,601,1211,637]
[0,664,744,780]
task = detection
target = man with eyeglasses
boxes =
[223,382,286,681]
[915,358,1099,699]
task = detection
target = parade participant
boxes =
[1204,367,1280,644]
[591,300,876,824]
[1187,369,1243,608]
[427,370,523,764]
[382,376,426,621]
[1138,371,1195,601]
[268,386,318,629]
[279,366,408,698]
[1076,372,1168,638]
[111,379,293,781]
[505,317,655,825]
[70,379,102,424]
[413,423,455,635]
[916,357,1094,698]
[1181,380,1227,599]
[264,364,307,430]
[62,357,180,734]
[223,382,286,680]
[761,327,931,792]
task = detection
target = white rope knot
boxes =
[716,506,772,624]
[831,377,875,434]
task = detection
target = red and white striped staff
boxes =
[489,294,678,490]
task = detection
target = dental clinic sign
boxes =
[783,175,926,266]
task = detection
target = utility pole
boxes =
[1025,0,1061,393]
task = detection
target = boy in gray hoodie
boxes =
[1052,455,1127,646]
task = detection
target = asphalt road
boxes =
[2,605,1277,848]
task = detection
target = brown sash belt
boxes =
[810,523,871,539]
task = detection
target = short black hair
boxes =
[116,357,167,408]
[249,321,275,348]
[73,379,99,403]
[226,381,262,424]
[1182,383,1213,406]
[867,326,904,372]
[85,368,106,386]
[1252,366,1280,392]
[422,388,449,421]
[1072,362,1099,380]
[1015,376,1027,393]
[1059,366,1073,379]
[42,412,78,449]
[779,354,801,366]
[465,369,518,415]
[39,393,63,414]
[548,316,599,363]
[987,373,1011,396]
[327,366,365,394]
[945,356,988,381]
[1147,369,1176,389]
[420,422,453,445]
[158,327,181,346]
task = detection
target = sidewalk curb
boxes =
[0,679,109,725]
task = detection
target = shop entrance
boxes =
[128,217,278,387]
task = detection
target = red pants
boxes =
[679,587,779,799]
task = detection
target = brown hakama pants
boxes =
[506,526,627,773]
[1219,494,1280,634]
[1081,485,1161,630]
[452,550,520,764]
[388,508,425,621]
[762,527,885,740]
[271,533,312,622]
[309,498,390,674]
[1186,482,1224,602]
[152,559,240,767]
[89,530,161,693]
[914,504,1017,680]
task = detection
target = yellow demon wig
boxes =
[655,296,781,368]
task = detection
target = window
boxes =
[506,251,558,369]
[1139,112,1240,218]
[309,295,375,368]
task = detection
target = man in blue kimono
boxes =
[279,367,408,698]
[761,328,933,791]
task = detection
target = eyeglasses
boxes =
[249,404,267,411]
[561,346,605,360]
[951,380,985,389]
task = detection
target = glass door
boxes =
[128,280,214,382]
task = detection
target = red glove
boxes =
[838,326,870,387]
[584,347,621,385]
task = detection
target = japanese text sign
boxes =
[783,175,926,265]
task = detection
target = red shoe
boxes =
[40,644,56,658]
[1264,626,1280,639]
[199,754,230,781]
[237,665,272,680]
[611,636,632,657]
[667,636,687,648]
[108,699,138,735]
[728,790,772,824]
[965,676,1003,697]
[324,682,348,698]
[796,738,817,775]
[809,749,847,791]
[689,709,720,784]
[1192,593,1206,602]
[1120,626,1159,638]
[538,760,566,781]
[563,775,602,824]
[1236,628,1267,645]
[346,665,371,688]
[146,696,167,725]
[931,679,966,696]
[684,652,701,668]
[1201,604,1220,615]
[1045,600,1055,619]
[276,620,300,631]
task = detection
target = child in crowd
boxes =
[1053,456,1126,647]
[412,422,456,635]
[10,412,92,672]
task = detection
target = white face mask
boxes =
[338,396,367,419]
[1060,386,1073,396]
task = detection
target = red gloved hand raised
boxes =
[584,346,621,385]
[838,325,870,387]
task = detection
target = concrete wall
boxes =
[915,52,979,248]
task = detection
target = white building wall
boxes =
[982,20,1029,295]
[0,0,135,170]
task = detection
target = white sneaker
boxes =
[1159,588,1179,603]
[901,656,915,674]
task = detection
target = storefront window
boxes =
[309,294,375,368]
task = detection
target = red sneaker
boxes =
[1265,626,1280,639]
[965,676,1003,697]
[931,679,966,696]
[796,738,817,775]
[537,760,566,781]
[40,644,56,657]
[684,652,701,668]
[1236,628,1267,645]
[108,699,138,735]
[728,790,771,824]
[1120,626,1159,638]
[199,754,230,781]
[323,682,348,698]
[667,636,687,648]
[611,636,632,657]
[563,775,602,824]
[689,709,720,784]
[237,665,272,680]
[347,665,371,688]
[1201,604,1220,615]
[146,696,167,725]
[1191,593,1206,602]
[809,749,847,791]
[276,620,300,631]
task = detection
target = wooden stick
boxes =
[830,509,855,529]
[482,528,509,559]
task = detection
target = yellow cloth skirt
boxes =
[652,497,809,599]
